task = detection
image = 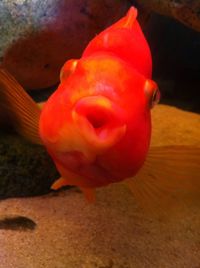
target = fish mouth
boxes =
[72,95,127,152]
[67,95,127,187]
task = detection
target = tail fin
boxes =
[125,145,200,218]
[0,68,42,144]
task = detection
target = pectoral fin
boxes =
[125,145,200,217]
[51,177,70,190]
[51,177,96,203]
[0,68,42,144]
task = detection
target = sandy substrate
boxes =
[0,104,200,268]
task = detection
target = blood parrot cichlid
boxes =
[39,7,159,192]
[0,7,199,211]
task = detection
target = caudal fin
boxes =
[125,145,200,217]
[0,68,42,144]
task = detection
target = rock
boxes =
[151,104,200,146]
[0,0,130,89]
[136,0,200,32]
[0,130,59,198]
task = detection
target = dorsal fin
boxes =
[114,6,138,29]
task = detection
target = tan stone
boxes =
[151,104,200,146]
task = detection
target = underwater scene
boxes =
[0,0,200,267]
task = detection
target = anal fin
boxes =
[80,187,96,203]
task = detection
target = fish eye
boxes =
[150,87,160,108]
[144,79,160,109]
[60,59,78,82]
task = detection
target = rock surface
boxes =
[136,0,200,32]
[0,104,199,267]
[0,131,59,198]
[0,0,130,89]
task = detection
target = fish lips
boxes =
[72,95,127,151]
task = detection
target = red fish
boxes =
[0,7,199,212]
[39,7,159,196]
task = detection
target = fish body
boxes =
[39,7,158,190]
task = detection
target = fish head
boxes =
[39,54,160,187]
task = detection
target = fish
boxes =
[0,7,199,214]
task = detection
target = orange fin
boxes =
[0,68,42,144]
[51,178,96,203]
[125,145,200,217]
[123,6,138,29]
[80,187,96,203]
[108,6,137,30]
[51,177,69,190]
